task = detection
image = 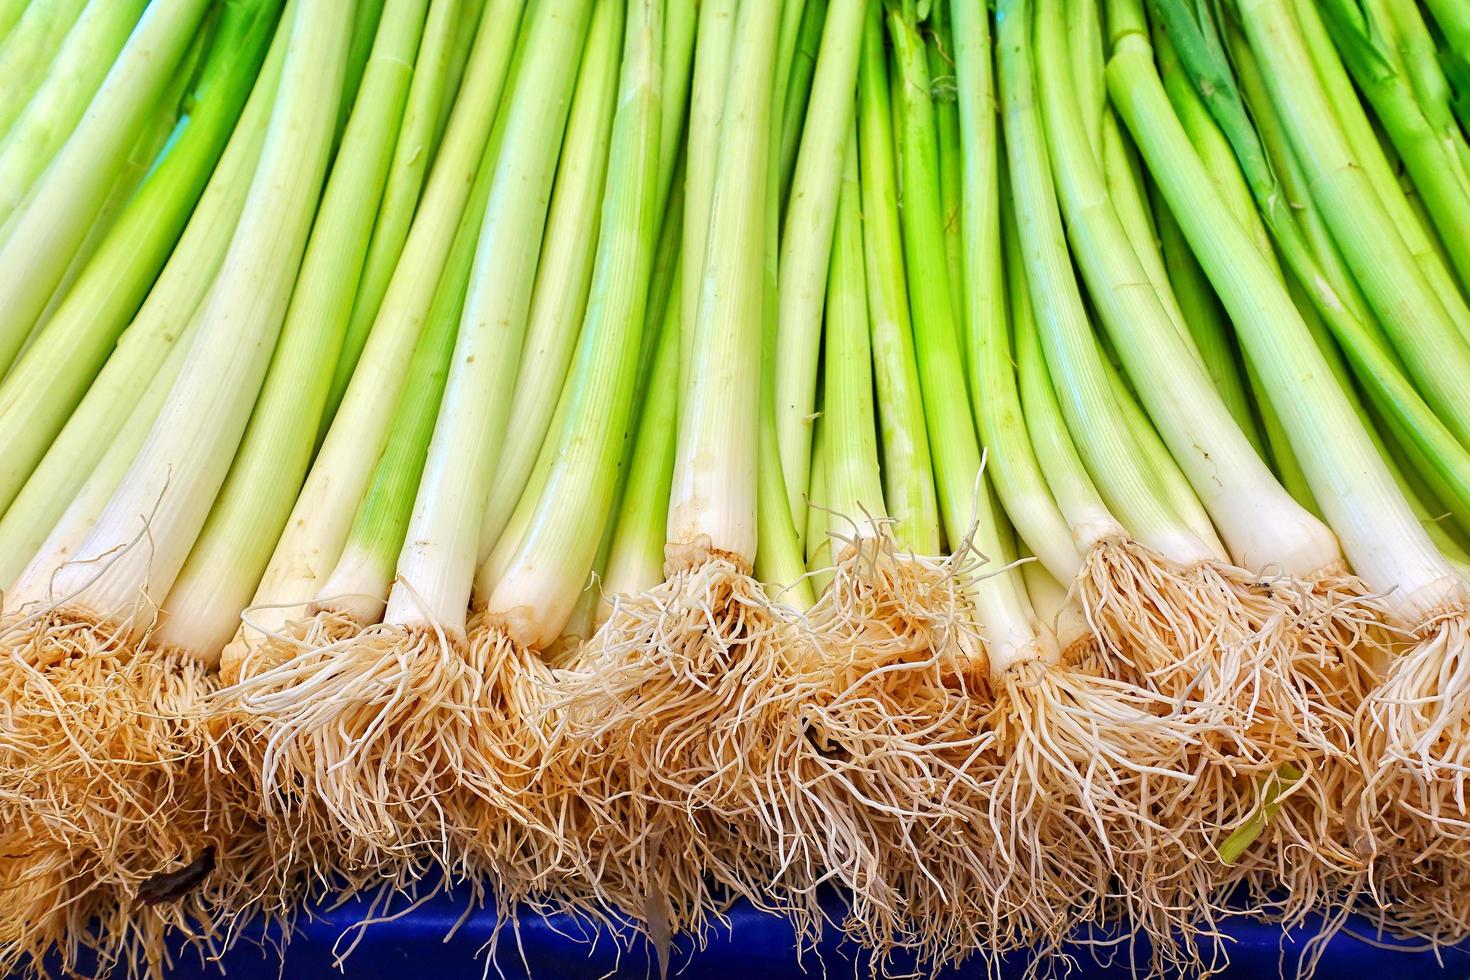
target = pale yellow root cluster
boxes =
[223,613,542,899]
[0,609,281,979]
[538,556,824,948]
[1075,543,1392,964]
[1354,614,1470,942]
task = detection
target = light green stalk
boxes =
[1042,0,1332,575]
[47,0,351,637]
[806,414,832,594]
[476,0,622,559]
[483,0,662,648]
[1008,202,1125,556]
[0,26,284,587]
[666,0,783,570]
[1152,191,1261,448]
[156,0,430,661]
[773,0,863,543]
[998,0,1209,566]
[7,319,197,607]
[435,0,488,142]
[0,0,281,520]
[0,0,148,218]
[0,0,90,136]
[1383,0,1470,179]
[323,0,470,424]
[657,0,696,214]
[779,0,827,202]
[230,2,524,648]
[600,259,683,607]
[0,0,214,376]
[679,0,737,377]
[858,2,938,555]
[1316,0,1470,292]
[1108,12,1464,621]
[1154,0,1470,526]
[0,0,27,44]
[956,0,1077,585]
[382,0,592,639]
[891,5,1043,672]
[1291,0,1470,335]
[822,127,885,536]
[754,0,818,604]
[928,0,966,344]
[309,121,498,628]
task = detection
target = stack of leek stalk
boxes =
[3,0,1470,976]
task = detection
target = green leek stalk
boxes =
[1310,0,1470,297]
[154,0,430,661]
[754,0,816,603]
[1067,0,1108,153]
[1291,0,1469,329]
[8,320,198,607]
[857,2,938,555]
[778,0,827,202]
[0,25,285,590]
[773,0,862,544]
[928,0,966,343]
[1100,117,1192,350]
[381,0,591,642]
[221,2,524,661]
[1424,0,1470,92]
[323,0,472,424]
[1379,0,1470,180]
[0,0,26,44]
[435,0,488,140]
[475,0,621,560]
[44,0,350,631]
[998,0,1212,571]
[304,122,497,631]
[805,410,832,594]
[680,0,736,377]
[1008,204,1128,568]
[0,0,214,376]
[1038,0,1339,579]
[956,0,1077,585]
[1152,197,1263,451]
[666,0,782,573]
[821,128,885,541]
[0,0,148,219]
[1097,346,1226,557]
[1204,22,1378,335]
[506,160,687,616]
[339,0,388,135]
[890,6,1044,669]
[0,0,90,136]
[1109,0,1464,640]
[0,0,282,523]
[599,260,682,609]
[656,0,696,214]
[1153,0,1470,527]
[482,0,662,649]
[30,52,198,330]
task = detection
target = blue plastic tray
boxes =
[154,889,1470,979]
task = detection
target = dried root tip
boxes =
[1357,616,1470,874]
[788,534,1008,968]
[220,614,543,897]
[1079,538,1374,766]
[542,559,821,947]
[1080,542,1387,954]
[0,613,274,978]
[985,659,1238,975]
